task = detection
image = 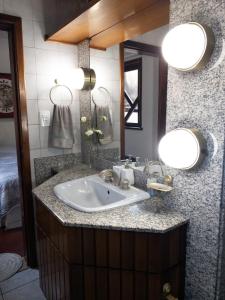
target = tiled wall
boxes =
[0,0,81,183]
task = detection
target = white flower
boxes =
[101,115,107,122]
[94,129,103,135]
[81,116,87,123]
[85,129,94,137]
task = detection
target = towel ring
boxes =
[91,86,111,107]
[49,80,73,106]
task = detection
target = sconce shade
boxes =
[158,128,206,170]
[162,22,214,71]
[74,67,96,90]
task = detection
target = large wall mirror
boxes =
[89,6,170,165]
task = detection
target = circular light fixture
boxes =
[74,67,96,90]
[158,128,206,170]
[162,22,215,71]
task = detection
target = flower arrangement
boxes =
[80,115,107,139]
[80,114,108,167]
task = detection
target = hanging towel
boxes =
[49,105,74,149]
[96,105,113,145]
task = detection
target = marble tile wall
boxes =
[78,40,92,164]
[34,153,81,186]
[164,1,225,299]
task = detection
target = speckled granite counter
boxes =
[32,164,189,233]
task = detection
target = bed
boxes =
[0,147,21,228]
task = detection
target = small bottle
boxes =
[135,157,140,167]
[128,154,133,164]
[125,159,130,169]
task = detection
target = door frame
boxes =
[0,13,36,267]
[120,40,168,159]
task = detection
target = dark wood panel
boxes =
[134,272,147,300]
[108,230,121,268]
[84,267,96,300]
[121,231,134,269]
[83,228,96,266]
[96,268,108,300]
[95,229,108,267]
[71,266,84,300]
[64,227,83,264]
[134,232,148,272]
[109,269,121,300]
[121,271,134,300]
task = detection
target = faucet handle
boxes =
[99,169,113,182]
[164,175,173,186]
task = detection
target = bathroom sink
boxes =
[54,174,149,212]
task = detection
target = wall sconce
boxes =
[162,22,215,71]
[158,128,206,170]
[74,67,96,90]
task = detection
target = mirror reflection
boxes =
[90,25,170,166]
[122,25,169,162]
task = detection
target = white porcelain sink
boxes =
[54,174,149,212]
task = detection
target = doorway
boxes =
[0,13,36,267]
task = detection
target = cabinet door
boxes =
[78,265,184,300]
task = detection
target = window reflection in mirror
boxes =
[122,25,169,162]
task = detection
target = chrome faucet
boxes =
[99,169,121,186]
[99,169,130,189]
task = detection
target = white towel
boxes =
[49,105,74,149]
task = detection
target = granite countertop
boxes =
[32,164,189,233]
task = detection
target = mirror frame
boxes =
[0,14,36,267]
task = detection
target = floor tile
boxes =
[0,269,39,294]
[3,279,46,300]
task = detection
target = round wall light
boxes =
[162,22,215,71]
[74,67,96,90]
[158,128,206,170]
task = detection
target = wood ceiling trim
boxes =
[47,0,160,45]
[90,0,170,49]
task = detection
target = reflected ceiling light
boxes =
[158,128,206,170]
[74,67,96,90]
[162,22,215,71]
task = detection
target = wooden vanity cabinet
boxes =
[35,198,187,300]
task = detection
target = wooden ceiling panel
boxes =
[47,0,161,45]
[90,0,169,49]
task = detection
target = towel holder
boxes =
[49,79,73,106]
[91,86,112,117]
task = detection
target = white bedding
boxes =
[0,147,20,222]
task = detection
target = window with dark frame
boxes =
[124,57,142,130]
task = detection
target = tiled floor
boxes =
[0,268,46,300]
